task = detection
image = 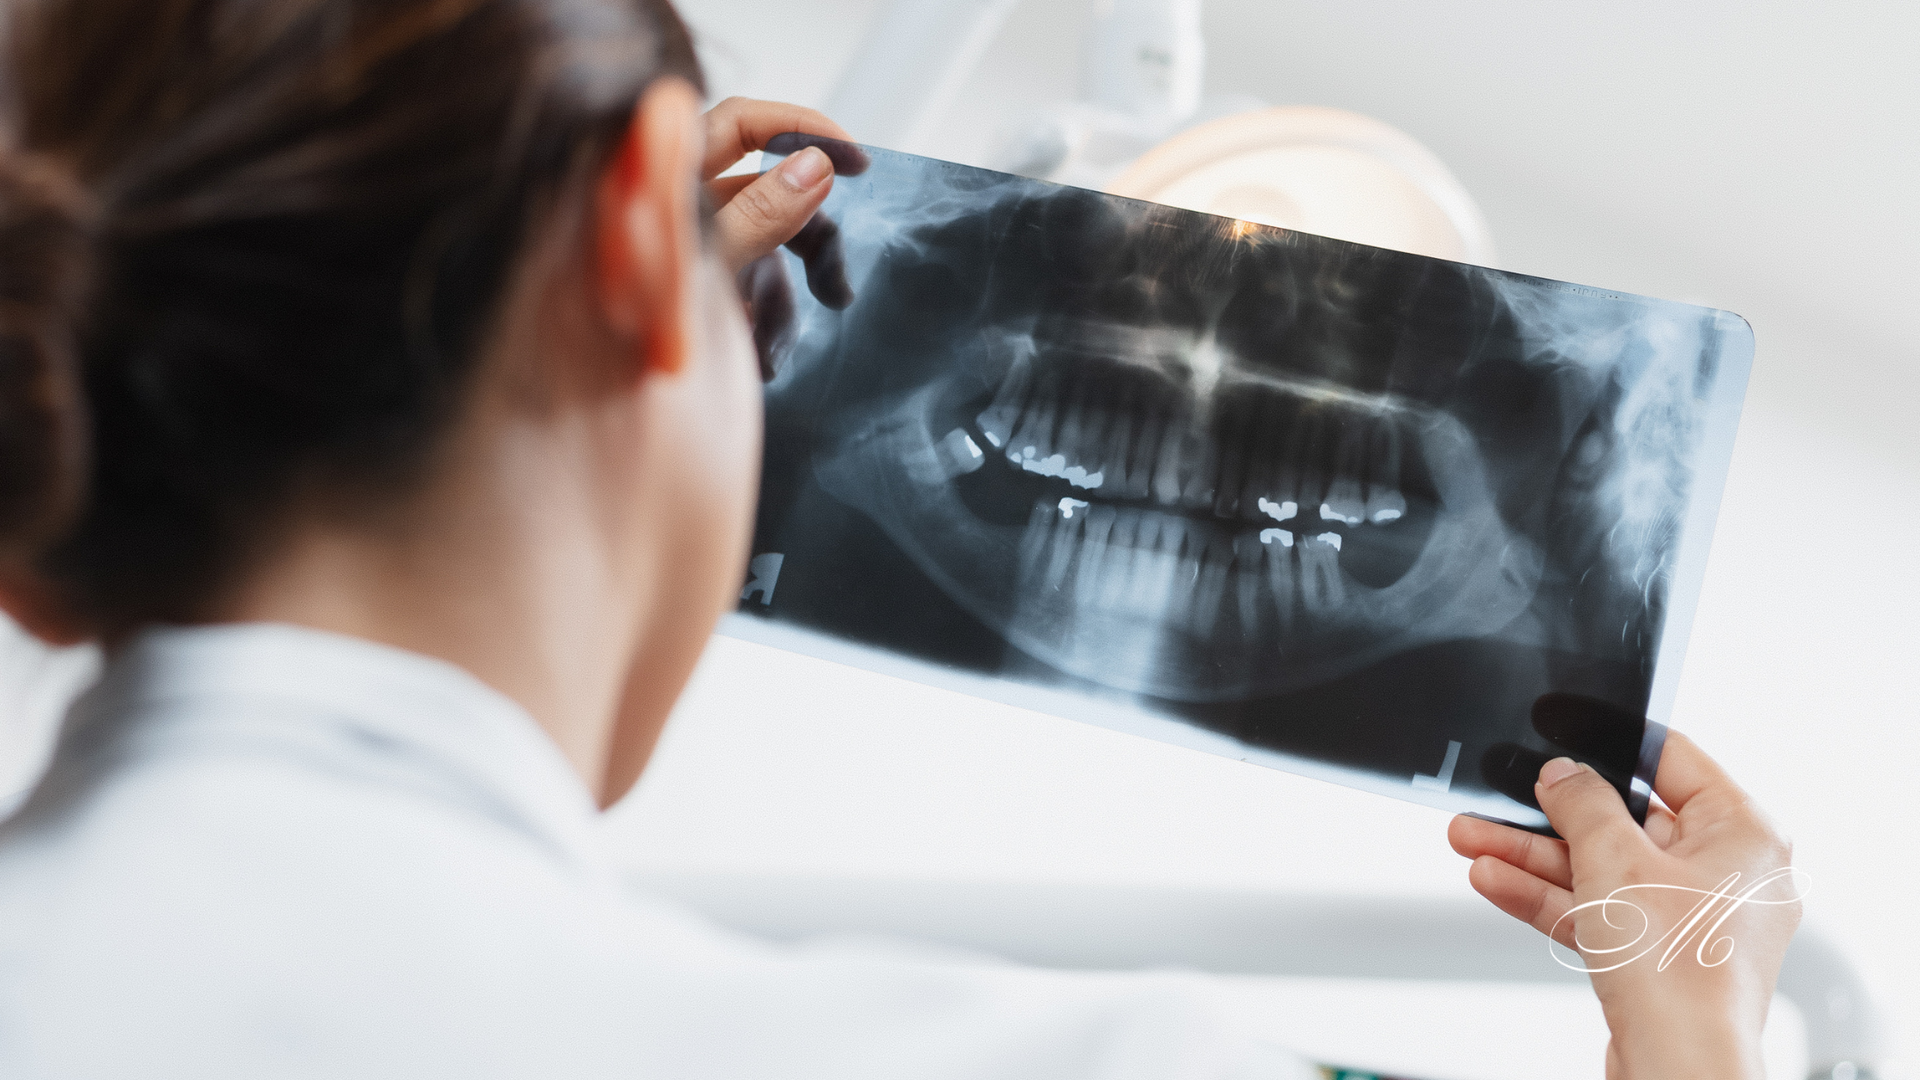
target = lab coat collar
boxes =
[57,622,609,874]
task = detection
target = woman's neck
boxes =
[217,406,649,803]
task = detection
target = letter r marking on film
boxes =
[1411,740,1462,792]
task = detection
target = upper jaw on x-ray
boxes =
[767,152,1725,709]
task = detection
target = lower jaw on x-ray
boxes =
[732,135,1752,833]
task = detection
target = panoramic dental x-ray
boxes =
[731,135,1752,833]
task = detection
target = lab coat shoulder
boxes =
[0,631,1320,1080]
[0,749,1310,1079]
[0,735,653,1077]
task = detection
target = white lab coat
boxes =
[0,624,1314,1079]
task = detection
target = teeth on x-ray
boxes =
[816,297,1559,701]
[1257,498,1297,522]
[749,138,1747,829]
[976,353,1418,547]
[1021,466,1377,644]
[938,427,986,475]
[1025,499,1249,638]
[1364,421,1408,523]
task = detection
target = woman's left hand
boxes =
[701,97,850,272]
[1449,731,1800,1080]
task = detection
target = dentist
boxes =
[0,1,1794,1077]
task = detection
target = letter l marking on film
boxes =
[1411,740,1462,792]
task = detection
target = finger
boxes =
[782,211,852,310]
[1478,741,1551,810]
[1467,855,1578,948]
[702,97,853,180]
[1643,801,1678,849]
[705,173,755,205]
[711,148,834,272]
[1530,692,1645,769]
[737,253,796,381]
[1535,757,1651,858]
[712,161,854,308]
[1648,729,1740,814]
[764,133,870,177]
[1448,814,1574,891]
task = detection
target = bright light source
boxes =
[1107,106,1498,266]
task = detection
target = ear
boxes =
[594,78,705,378]
[0,565,88,646]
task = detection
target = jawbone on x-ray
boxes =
[731,135,1752,833]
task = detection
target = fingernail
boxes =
[778,147,831,190]
[1538,757,1582,789]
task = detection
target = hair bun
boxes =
[0,148,93,558]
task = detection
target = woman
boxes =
[0,1,1796,1077]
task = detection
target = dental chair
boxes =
[632,869,1881,1080]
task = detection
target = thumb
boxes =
[712,146,833,272]
[1536,757,1647,856]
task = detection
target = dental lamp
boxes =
[826,0,1497,265]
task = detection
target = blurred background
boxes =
[3,1,1914,1076]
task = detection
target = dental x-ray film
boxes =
[730,135,1751,833]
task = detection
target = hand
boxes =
[1449,731,1800,1080]
[700,98,865,378]
[702,97,849,272]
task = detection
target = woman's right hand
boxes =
[701,96,852,272]
[696,96,865,378]
[1449,732,1801,1080]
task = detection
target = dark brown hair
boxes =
[0,0,701,630]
